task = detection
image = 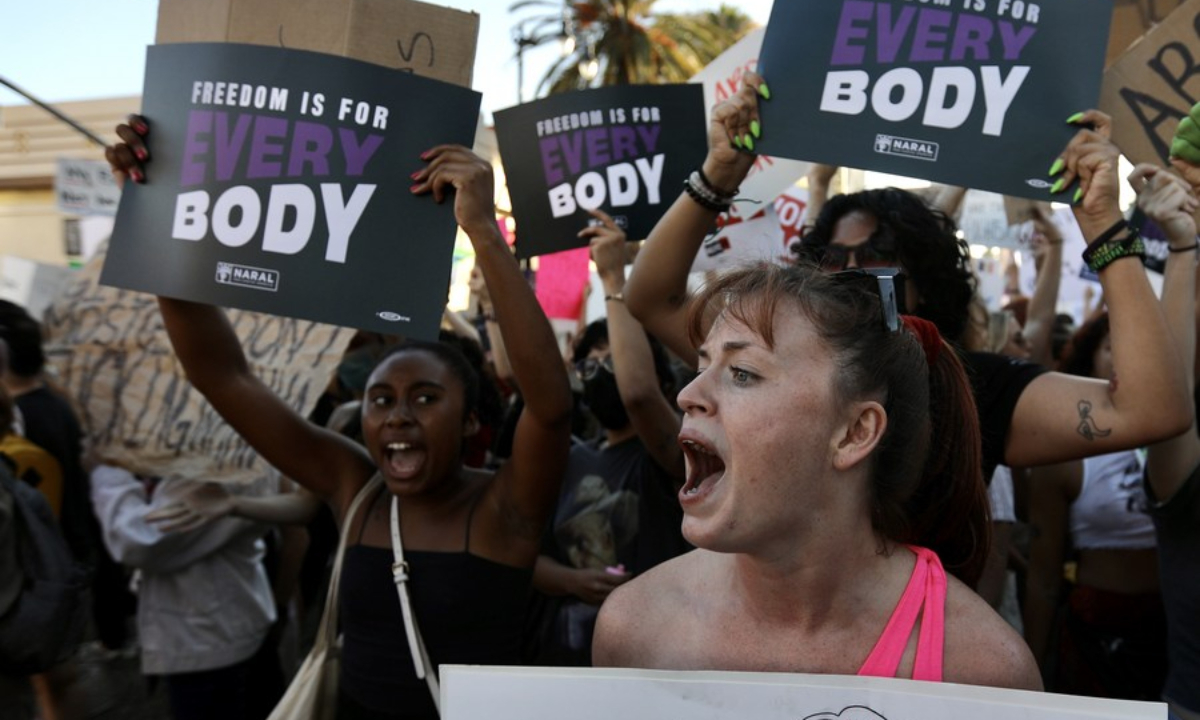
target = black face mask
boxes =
[582,368,630,430]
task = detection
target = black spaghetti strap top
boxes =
[337,487,532,719]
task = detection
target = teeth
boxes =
[387,442,413,451]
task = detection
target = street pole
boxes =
[0,75,109,148]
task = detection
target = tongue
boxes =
[387,449,426,479]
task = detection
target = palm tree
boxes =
[510,1,756,96]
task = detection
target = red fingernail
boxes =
[133,121,148,134]
[131,169,145,183]
[410,184,421,193]
[410,170,421,180]
[135,148,148,161]
[420,150,433,160]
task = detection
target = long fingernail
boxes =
[1049,158,1064,176]
[410,184,421,193]
[130,169,144,184]
[1050,178,1065,194]
[758,83,771,100]
[410,170,422,180]
[732,134,743,149]
[1073,188,1084,204]
[420,149,433,160]
[750,120,761,139]
[743,134,755,152]
[1066,112,1085,125]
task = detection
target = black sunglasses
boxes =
[800,226,898,272]
[828,268,905,333]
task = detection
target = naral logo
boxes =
[215,262,279,292]
[874,134,938,162]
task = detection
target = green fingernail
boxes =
[1073,188,1084,204]
[758,83,771,100]
[750,119,761,139]
[732,135,743,149]
[743,134,755,151]
[1050,178,1065,194]
[1049,158,1064,176]
[1066,112,1085,124]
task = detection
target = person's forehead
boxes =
[830,210,878,247]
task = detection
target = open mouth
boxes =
[680,438,726,499]
[383,441,426,480]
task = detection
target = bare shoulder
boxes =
[593,550,703,668]
[943,575,1043,691]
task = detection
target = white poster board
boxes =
[442,666,1165,720]
[56,158,121,217]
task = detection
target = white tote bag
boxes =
[267,475,381,720]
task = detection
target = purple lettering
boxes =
[998,21,1036,61]
[540,136,565,185]
[558,132,586,177]
[875,5,916,63]
[610,126,638,162]
[910,9,952,62]
[287,122,333,177]
[635,125,661,155]
[950,15,993,61]
[584,127,611,169]
[214,112,253,182]
[181,110,213,187]
[247,116,288,179]
[830,1,874,65]
[338,129,384,176]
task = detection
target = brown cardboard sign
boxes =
[43,246,354,485]
[1106,0,1187,66]
[155,0,479,88]
[1100,0,1200,166]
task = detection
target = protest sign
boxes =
[44,247,353,485]
[156,0,479,88]
[535,246,591,320]
[690,28,811,212]
[690,186,808,273]
[1100,0,1200,167]
[442,666,1164,720]
[100,42,480,339]
[494,84,707,257]
[56,159,120,217]
[958,190,1022,248]
[1106,0,1186,66]
[754,1,1111,201]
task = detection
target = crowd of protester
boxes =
[0,63,1197,720]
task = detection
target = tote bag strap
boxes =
[313,473,383,653]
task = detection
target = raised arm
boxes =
[412,146,572,543]
[1144,156,1200,501]
[624,72,762,367]
[106,117,374,505]
[1004,111,1192,467]
[1023,206,1065,368]
[582,209,683,481]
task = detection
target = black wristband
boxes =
[1085,218,1130,248]
[1169,243,1199,253]
[696,167,738,199]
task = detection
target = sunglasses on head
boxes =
[574,355,615,381]
[828,268,906,333]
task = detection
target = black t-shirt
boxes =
[1146,463,1200,711]
[960,350,1047,481]
[526,436,690,665]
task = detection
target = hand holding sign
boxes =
[705,70,768,194]
[1169,101,1200,194]
[1053,110,1124,239]
[106,114,151,186]
[580,209,629,283]
[1130,164,1199,245]
[411,145,496,238]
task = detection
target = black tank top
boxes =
[337,489,532,719]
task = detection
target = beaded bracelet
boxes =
[683,171,732,213]
[1082,228,1145,273]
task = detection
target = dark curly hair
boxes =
[1057,313,1110,379]
[793,188,976,344]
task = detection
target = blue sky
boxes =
[0,0,775,120]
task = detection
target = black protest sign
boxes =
[102,43,480,339]
[754,1,1111,200]
[494,84,707,258]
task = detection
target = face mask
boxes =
[581,367,630,431]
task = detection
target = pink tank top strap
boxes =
[857,545,946,682]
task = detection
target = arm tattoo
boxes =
[1076,399,1112,441]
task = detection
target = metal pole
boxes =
[0,75,109,148]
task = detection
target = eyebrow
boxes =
[366,379,447,394]
[697,340,754,361]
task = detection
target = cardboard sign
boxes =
[1100,0,1200,167]
[494,84,708,258]
[156,0,479,88]
[441,666,1165,720]
[101,43,480,339]
[56,159,121,217]
[754,1,1111,201]
[690,28,811,212]
[43,247,353,485]
[1106,0,1186,66]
